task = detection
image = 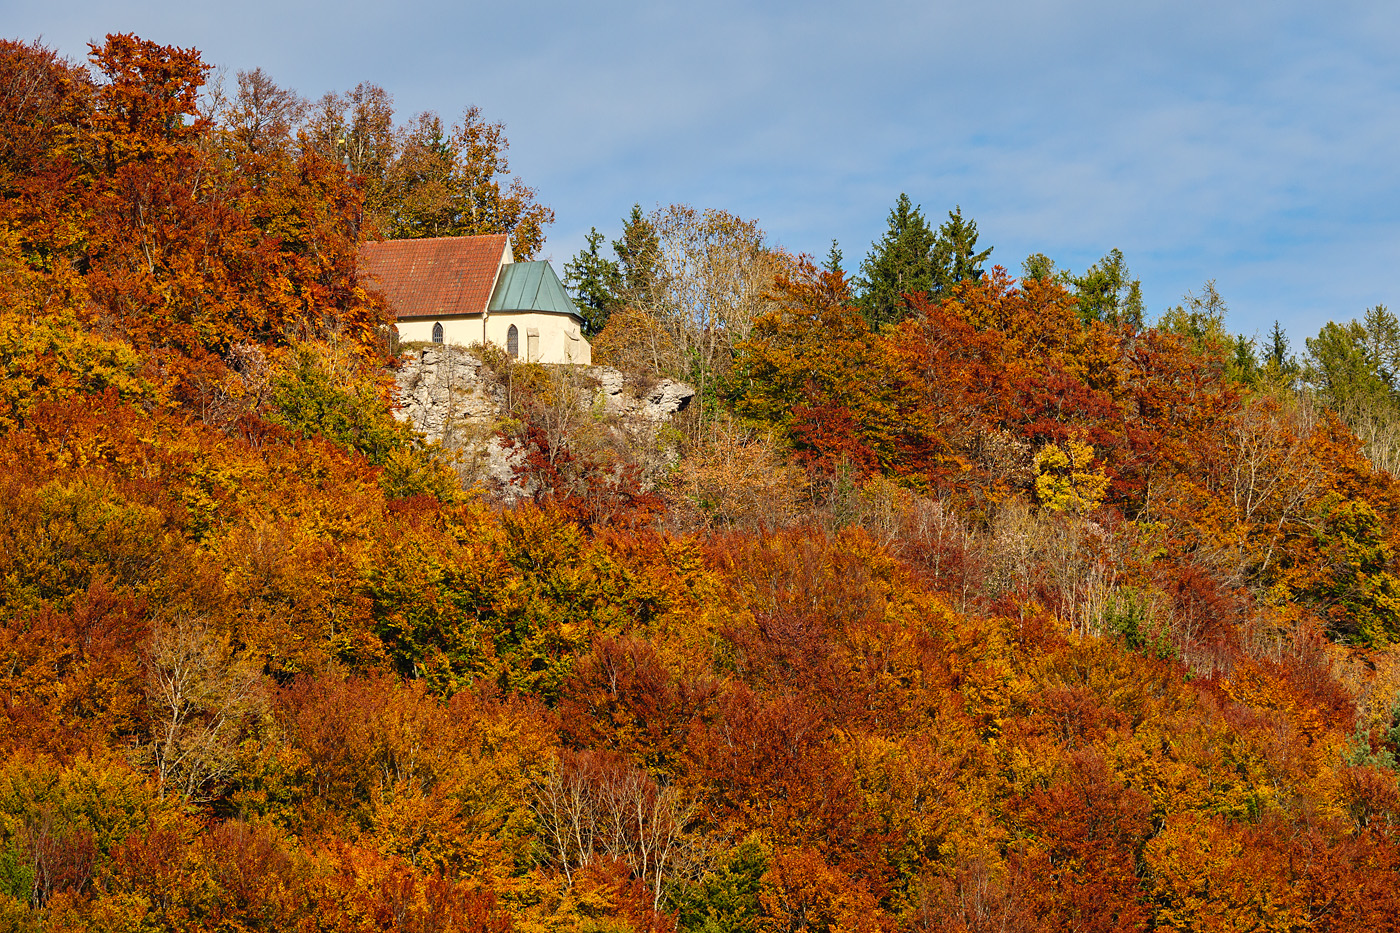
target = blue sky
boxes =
[11,0,1400,347]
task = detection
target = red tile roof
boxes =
[359,235,509,320]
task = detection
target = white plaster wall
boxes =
[396,316,481,348]
[486,312,590,364]
[397,313,591,364]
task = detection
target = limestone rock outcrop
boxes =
[393,348,504,445]
[392,345,694,493]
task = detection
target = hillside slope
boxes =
[2,33,1400,933]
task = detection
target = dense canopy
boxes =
[4,33,1400,933]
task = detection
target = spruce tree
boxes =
[1266,320,1294,371]
[856,193,936,330]
[562,227,623,338]
[823,240,844,276]
[1070,248,1144,329]
[612,204,663,311]
[1228,335,1260,386]
[930,206,992,293]
[1363,305,1400,386]
[1022,252,1057,282]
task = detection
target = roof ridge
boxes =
[364,232,508,246]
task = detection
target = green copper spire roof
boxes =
[487,261,582,320]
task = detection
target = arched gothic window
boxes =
[431,322,444,344]
[507,324,519,358]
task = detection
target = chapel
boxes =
[360,235,592,365]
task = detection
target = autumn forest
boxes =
[5,33,1400,933]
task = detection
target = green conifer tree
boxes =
[562,227,623,338]
[612,203,663,312]
[930,206,992,293]
[1071,248,1144,329]
[856,193,936,330]
[823,239,844,276]
[1022,252,1058,282]
[1266,320,1291,369]
[1229,334,1260,386]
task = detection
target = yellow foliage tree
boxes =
[1033,435,1109,513]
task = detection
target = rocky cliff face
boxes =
[392,345,695,492]
[394,347,504,447]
